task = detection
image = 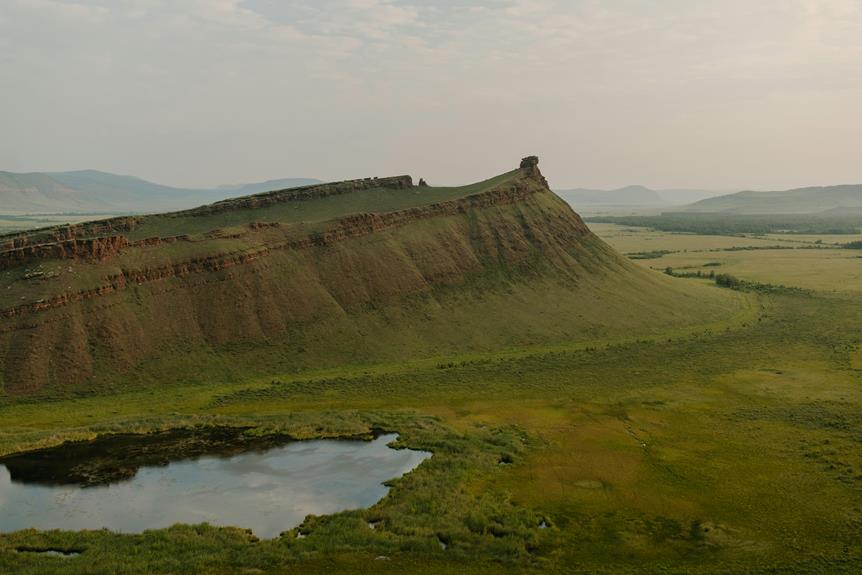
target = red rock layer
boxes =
[0,236,130,271]
[1,180,569,319]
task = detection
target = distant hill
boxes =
[0,172,84,213]
[213,178,324,197]
[557,186,729,209]
[556,185,667,207]
[684,184,862,214]
[655,188,736,204]
[0,170,322,215]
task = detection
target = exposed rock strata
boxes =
[0,236,129,271]
[0,218,139,251]
[1,180,566,319]
[1,248,270,320]
[0,176,412,252]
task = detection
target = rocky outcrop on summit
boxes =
[520,156,549,188]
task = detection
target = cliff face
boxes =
[0,236,130,271]
[0,217,139,251]
[0,157,695,395]
[520,155,549,188]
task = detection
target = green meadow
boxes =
[591,223,862,294]
[1,223,861,574]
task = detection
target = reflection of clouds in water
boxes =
[0,436,429,539]
[0,465,10,507]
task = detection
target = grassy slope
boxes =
[0,289,860,575]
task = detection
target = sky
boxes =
[1,0,861,190]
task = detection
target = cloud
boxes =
[11,0,110,22]
[1,0,861,189]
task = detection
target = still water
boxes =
[0,432,430,539]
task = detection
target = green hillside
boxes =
[685,184,862,214]
[0,157,743,395]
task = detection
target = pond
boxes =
[0,429,430,539]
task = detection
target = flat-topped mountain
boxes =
[0,157,739,395]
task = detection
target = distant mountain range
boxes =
[683,184,862,215]
[0,170,322,214]
[556,186,730,208]
[9,170,859,218]
[559,183,862,216]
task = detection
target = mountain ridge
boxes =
[556,185,666,206]
[684,184,862,214]
[557,185,730,208]
[0,157,742,395]
[0,169,322,215]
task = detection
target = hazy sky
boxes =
[2,0,861,190]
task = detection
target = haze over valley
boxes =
[2,2,862,575]
[0,170,320,215]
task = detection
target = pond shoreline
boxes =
[0,429,432,539]
[0,425,395,487]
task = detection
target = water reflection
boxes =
[0,433,430,539]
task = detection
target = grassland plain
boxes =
[2,175,862,574]
[592,223,862,294]
[586,213,862,236]
[1,290,861,574]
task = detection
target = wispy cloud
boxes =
[1,0,861,189]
